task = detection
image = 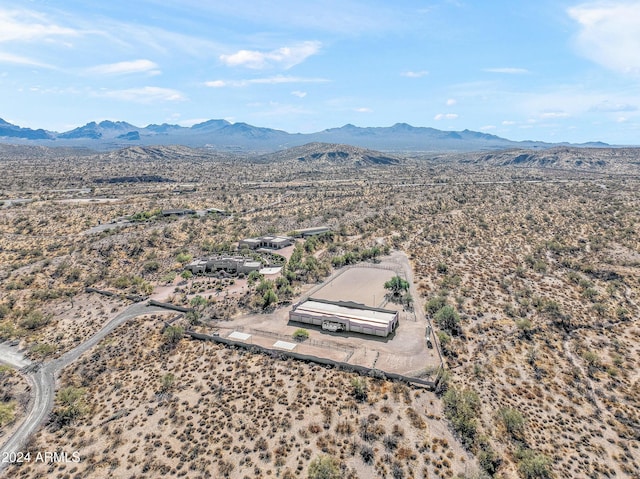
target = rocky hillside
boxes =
[258,142,403,166]
[461,147,640,174]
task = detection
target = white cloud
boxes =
[102,86,185,103]
[86,59,160,75]
[480,125,496,131]
[434,113,458,120]
[569,2,640,75]
[483,67,530,74]
[205,80,227,88]
[354,107,372,113]
[220,41,321,69]
[446,98,457,106]
[291,90,307,98]
[0,51,53,68]
[589,101,637,112]
[401,70,429,78]
[540,111,570,119]
[0,9,79,43]
[502,120,516,125]
[205,75,329,87]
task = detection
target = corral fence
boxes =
[300,262,404,304]
[185,329,441,390]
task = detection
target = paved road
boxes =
[0,302,170,472]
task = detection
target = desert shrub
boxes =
[582,351,602,376]
[350,377,368,402]
[293,328,309,341]
[143,261,160,273]
[515,447,551,479]
[218,459,235,478]
[308,455,341,479]
[515,318,533,340]
[383,434,399,451]
[262,289,278,309]
[20,310,50,330]
[190,295,207,308]
[30,343,56,359]
[161,272,177,284]
[497,407,525,438]
[426,296,448,316]
[247,270,264,285]
[443,387,479,447]
[163,325,184,345]
[434,305,461,335]
[391,462,405,479]
[51,386,87,428]
[0,401,16,426]
[160,373,175,392]
[176,252,192,264]
[476,436,501,475]
[360,444,374,464]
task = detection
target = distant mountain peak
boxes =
[0,118,53,140]
[0,117,614,152]
[190,119,231,130]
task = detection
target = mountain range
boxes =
[0,118,611,153]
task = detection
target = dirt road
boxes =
[0,302,170,472]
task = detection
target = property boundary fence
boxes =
[185,329,441,390]
[148,299,193,313]
[228,326,354,354]
[85,287,145,302]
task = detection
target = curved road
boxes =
[0,301,170,472]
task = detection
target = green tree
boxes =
[247,270,263,286]
[190,295,207,309]
[308,455,341,479]
[262,289,278,309]
[53,386,87,427]
[442,387,480,447]
[434,305,461,335]
[426,296,447,316]
[163,325,184,345]
[384,276,410,296]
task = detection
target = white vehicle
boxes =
[322,320,345,332]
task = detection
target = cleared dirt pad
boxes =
[311,267,398,308]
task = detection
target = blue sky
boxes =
[1,0,640,144]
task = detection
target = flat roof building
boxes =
[291,226,332,238]
[289,298,398,337]
[239,235,293,250]
[186,256,261,275]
